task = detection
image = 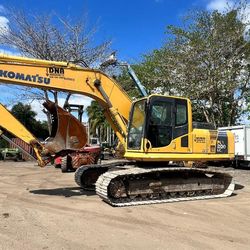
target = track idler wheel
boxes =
[109,179,127,198]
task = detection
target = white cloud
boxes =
[207,0,234,12]
[206,0,250,36]
[29,100,46,121]
[58,94,93,108]
[0,83,93,122]
[30,95,93,122]
[238,2,250,25]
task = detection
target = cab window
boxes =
[176,102,187,126]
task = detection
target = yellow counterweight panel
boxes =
[226,130,235,155]
[192,129,234,155]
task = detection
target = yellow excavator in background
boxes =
[0,53,235,206]
[0,103,45,165]
[0,101,100,169]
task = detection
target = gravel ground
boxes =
[0,161,250,250]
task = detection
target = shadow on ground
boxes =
[230,184,244,197]
[235,184,244,190]
[30,187,95,197]
[29,184,244,198]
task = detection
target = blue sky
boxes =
[0,0,227,61]
[0,0,247,121]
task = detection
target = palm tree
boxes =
[86,101,109,142]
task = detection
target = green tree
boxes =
[11,102,49,139]
[115,66,145,99]
[86,101,109,142]
[0,139,8,148]
[33,121,50,140]
[133,7,250,127]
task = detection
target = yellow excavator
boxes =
[0,101,99,169]
[0,53,235,206]
[0,103,45,165]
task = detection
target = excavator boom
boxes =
[0,54,132,144]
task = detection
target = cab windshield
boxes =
[127,99,146,149]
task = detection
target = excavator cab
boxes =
[96,94,234,206]
[127,95,189,152]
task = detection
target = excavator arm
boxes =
[0,103,45,166]
[0,54,132,144]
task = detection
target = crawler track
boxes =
[96,167,234,207]
[74,160,132,190]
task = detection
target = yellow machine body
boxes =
[125,128,235,161]
[0,54,235,163]
[125,95,235,162]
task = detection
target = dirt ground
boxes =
[0,161,250,250]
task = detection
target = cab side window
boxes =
[176,103,187,126]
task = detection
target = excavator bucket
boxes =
[43,100,87,154]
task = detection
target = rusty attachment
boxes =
[43,100,87,154]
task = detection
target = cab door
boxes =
[144,96,189,153]
[145,96,174,149]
